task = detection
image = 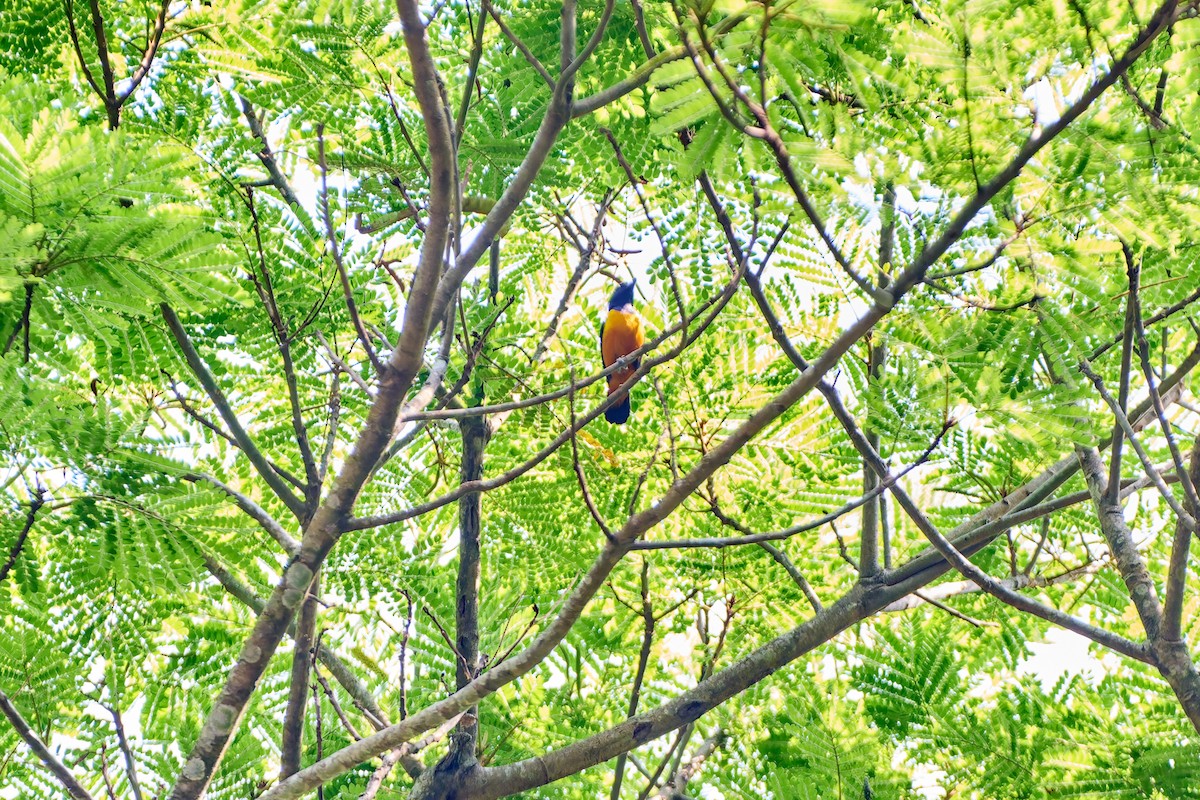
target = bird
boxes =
[600,280,644,424]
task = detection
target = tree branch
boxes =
[1163,432,1200,641]
[108,704,146,800]
[238,96,302,209]
[120,0,171,102]
[161,304,307,519]
[0,491,43,585]
[610,560,656,800]
[319,125,385,378]
[0,689,95,800]
[455,415,488,754]
[185,473,300,556]
[280,572,320,778]
[84,0,120,128]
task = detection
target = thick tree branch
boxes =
[455,415,489,754]
[1077,446,1200,732]
[280,573,320,779]
[1164,433,1200,641]
[881,563,1102,612]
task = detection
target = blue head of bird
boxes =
[608,280,637,311]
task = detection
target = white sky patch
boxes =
[893,743,947,800]
[1019,626,1107,690]
[1024,77,1061,127]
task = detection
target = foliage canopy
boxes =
[3,0,1200,798]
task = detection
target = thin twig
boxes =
[108,705,146,800]
[318,124,385,377]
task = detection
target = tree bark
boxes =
[280,572,320,778]
[456,416,489,753]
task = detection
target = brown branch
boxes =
[0,689,95,800]
[84,0,120,128]
[633,432,945,550]
[319,125,385,378]
[1109,249,1139,501]
[312,664,361,742]
[569,373,614,541]
[1077,446,1200,732]
[238,96,302,209]
[318,372,341,486]
[529,196,611,367]
[487,3,553,87]
[1164,432,1200,641]
[63,0,105,101]
[0,491,43,585]
[683,11,883,302]
[185,473,300,556]
[199,553,391,736]
[882,562,1102,612]
[359,713,464,800]
[161,305,307,519]
[455,415,488,754]
[655,729,725,799]
[313,330,373,396]
[245,190,321,504]
[610,560,656,800]
[1,282,34,363]
[571,12,749,117]
[175,401,308,496]
[707,501,822,613]
[1079,360,1196,528]
[280,572,320,778]
[601,128,687,331]
[453,0,488,145]
[107,705,145,800]
[120,0,171,102]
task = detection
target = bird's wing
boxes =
[599,319,608,366]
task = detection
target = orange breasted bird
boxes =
[600,280,644,424]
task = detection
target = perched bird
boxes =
[600,280,644,424]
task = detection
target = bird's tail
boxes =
[605,391,632,424]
